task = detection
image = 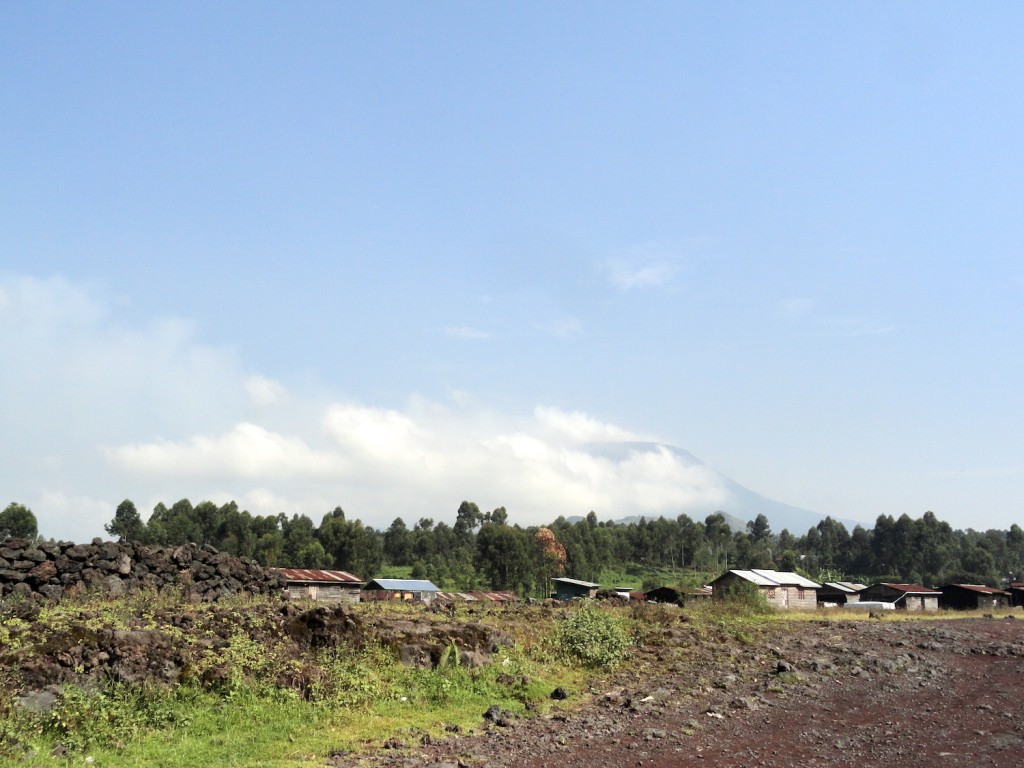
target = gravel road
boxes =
[352,616,1024,768]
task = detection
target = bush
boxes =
[552,602,633,669]
[723,580,772,610]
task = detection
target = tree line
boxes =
[4,499,1023,597]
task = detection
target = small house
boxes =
[361,578,441,603]
[1007,582,1024,608]
[645,585,712,606]
[939,584,1010,611]
[274,568,364,603]
[710,569,820,609]
[858,583,941,611]
[817,581,867,607]
[551,577,600,601]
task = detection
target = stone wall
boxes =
[0,537,286,602]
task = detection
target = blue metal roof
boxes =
[363,578,440,591]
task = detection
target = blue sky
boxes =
[2,3,1022,541]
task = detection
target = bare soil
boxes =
[353,615,1024,768]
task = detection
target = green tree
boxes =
[453,501,483,540]
[383,517,412,565]
[317,507,384,578]
[747,513,772,543]
[487,506,509,526]
[282,513,329,567]
[475,522,533,592]
[0,502,38,540]
[146,498,199,545]
[105,499,146,542]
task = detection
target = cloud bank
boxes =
[1,274,731,541]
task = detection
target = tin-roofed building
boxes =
[939,584,1010,611]
[361,578,441,603]
[551,577,600,601]
[1008,582,1024,608]
[644,585,712,606]
[859,583,941,611]
[273,568,364,603]
[817,581,867,606]
[710,569,821,609]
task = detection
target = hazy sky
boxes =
[2,4,1022,541]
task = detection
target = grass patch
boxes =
[0,597,589,768]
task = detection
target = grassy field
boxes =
[0,597,599,768]
[2,592,1019,768]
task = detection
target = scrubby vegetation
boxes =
[3,577,1018,767]
[0,590,597,767]
[551,600,634,669]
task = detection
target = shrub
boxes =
[552,602,633,669]
[310,643,399,707]
[719,580,773,615]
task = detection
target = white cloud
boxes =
[106,400,730,531]
[245,375,287,407]
[1,273,735,541]
[38,491,113,543]
[106,422,346,479]
[534,406,638,443]
[600,243,683,291]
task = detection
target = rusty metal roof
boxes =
[943,583,1009,595]
[273,568,363,584]
[876,582,942,595]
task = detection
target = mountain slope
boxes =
[581,441,862,534]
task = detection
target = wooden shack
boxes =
[710,569,820,609]
[817,581,867,607]
[1008,582,1024,608]
[361,578,441,603]
[273,568,364,603]
[550,577,600,601]
[939,584,1010,611]
[858,582,941,611]
[645,585,713,606]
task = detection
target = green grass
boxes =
[24,591,1001,768]
[0,597,595,768]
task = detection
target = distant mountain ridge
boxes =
[577,441,863,535]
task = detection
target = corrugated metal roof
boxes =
[273,568,363,584]
[551,577,601,588]
[823,581,867,593]
[877,582,942,595]
[364,578,440,592]
[724,569,821,589]
[755,570,821,588]
[944,584,1008,595]
[727,569,778,586]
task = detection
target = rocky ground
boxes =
[350,615,1024,768]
